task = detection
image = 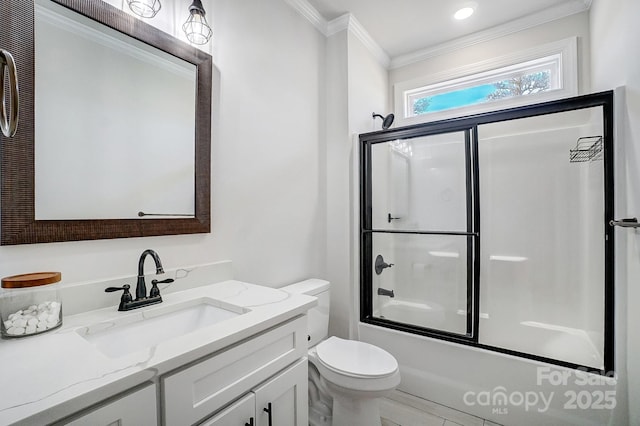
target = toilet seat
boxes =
[315,337,398,378]
[309,337,401,394]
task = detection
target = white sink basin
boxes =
[77,298,247,358]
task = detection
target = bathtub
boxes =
[361,303,616,426]
[375,298,446,326]
[375,298,602,368]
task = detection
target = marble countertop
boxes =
[0,280,316,425]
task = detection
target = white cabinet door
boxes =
[199,393,256,426]
[63,384,157,426]
[163,317,306,426]
[254,359,308,426]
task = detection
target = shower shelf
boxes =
[569,136,603,162]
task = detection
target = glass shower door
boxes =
[360,92,614,372]
[365,130,476,337]
[476,107,607,370]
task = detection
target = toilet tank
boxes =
[280,279,330,348]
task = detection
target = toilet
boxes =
[281,279,400,426]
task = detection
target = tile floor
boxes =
[380,390,503,426]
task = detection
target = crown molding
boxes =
[390,0,592,69]
[327,14,391,68]
[282,0,328,35]
[283,0,390,68]
[283,0,590,71]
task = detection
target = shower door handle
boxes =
[388,213,401,223]
[609,218,640,228]
[0,49,19,138]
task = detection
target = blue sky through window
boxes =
[428,84,495,112]
[404,48,568,119]
[411,69,553,116]
[416,84,496,113]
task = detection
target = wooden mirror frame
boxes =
[0,0,211,245]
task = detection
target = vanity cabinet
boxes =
[55,384,158,426]
[163,316,308,425]
[200,394,255,426]
[201,359,308,426]
[252,358,308,426]
[49,316,307,426]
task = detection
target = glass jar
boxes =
[1,272,62,338]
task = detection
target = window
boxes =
[407,55,560,116]
[394,38,578,125]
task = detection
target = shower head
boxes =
[372,112,395,129]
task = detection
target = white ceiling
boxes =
[305,0,590,59]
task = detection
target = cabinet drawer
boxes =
[163,316,306,426]
[58,384,157,426]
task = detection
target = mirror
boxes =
[0,0,212,244]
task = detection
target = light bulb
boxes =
[454,7,475,20]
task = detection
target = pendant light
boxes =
[126,0,162,18]
[183,0,213,45]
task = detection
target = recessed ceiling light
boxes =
[454,6,475,20]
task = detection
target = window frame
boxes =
[394,37,578,127]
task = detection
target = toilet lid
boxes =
[315,337,398,378]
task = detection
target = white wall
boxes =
[210,0,326,286]
[590,1,640,425]
[390,12,591,98]
[0,0,326,292]
[324,30,350,338]
[325,22,389,338]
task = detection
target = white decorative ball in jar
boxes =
[1,272,62,338]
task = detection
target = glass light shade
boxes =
[183,0,213,45]
[127,0,162,18]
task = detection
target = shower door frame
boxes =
[359,90,615,374]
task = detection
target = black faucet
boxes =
[377,288,395,298]
[105,249,174,311]
[136,249,164,300]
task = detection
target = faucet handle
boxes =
[105,284,133,310]
[149,278,173,298]
[151,278,174,285]
[105,284,131,293]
